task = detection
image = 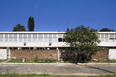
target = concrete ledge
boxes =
[0,63,116,65]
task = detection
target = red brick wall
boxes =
[11,49,108,60]
[92,49,108,60]
[11,49,60,60]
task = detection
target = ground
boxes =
[0,63,116,75]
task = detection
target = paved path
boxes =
[0,64,116,75]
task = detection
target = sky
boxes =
[0,0,116,32]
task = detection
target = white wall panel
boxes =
[109,49,116,60]
[0,49,7,60]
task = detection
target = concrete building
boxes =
[0,31,116,60]
[0,31,68,49]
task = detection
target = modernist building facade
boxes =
[0,31,116,49]
[0,31,116,60]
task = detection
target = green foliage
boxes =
[99,28,115,32]
[0,60,4,62]
[97,59,116,63]
[63,25,99,63]
[13,24,26,31]
[28,16,35,31]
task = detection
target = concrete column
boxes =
[33,47,37,50]
[57,48,60,62]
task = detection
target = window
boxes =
[14,34,17,42]
[38,34,43,42]
[9,34,13,42]
[52,34,57,42]
[58,34,63,38]
[44,34,49,42]
[5,34,8,42]
[109,38,114,42]
[28,34,31,42]
[33,34,37,42]
[49,34,52,42]
[19,34,22,42]
[0,34,3,42]
[58,38,63,42]
[114,38,116,42]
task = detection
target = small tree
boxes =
[63,25,99,63]
[13,24,26,31]
[28,16,35,31]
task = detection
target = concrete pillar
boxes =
[33,47,37,50]
[57,48,60,62]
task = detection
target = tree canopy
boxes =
[28,16,35,31]
[99,28,115,32]
[63,25,99,62]
[13,24,26,31]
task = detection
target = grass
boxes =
[0,74,115,77]
[7,59,22,63]
[0,60,5,62]
[7,59,116,63]
[7,59,57,63]
[89,59,116,63]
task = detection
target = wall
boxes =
[109,49,116,59]
[0,42,69,47]
[92,49,108,60]
[0,49,7,60]
[11,49,60,60]
[11,49,109,60]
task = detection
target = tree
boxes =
[28,16,35,31]
[63,25,99,63]
[13,24,26,31]
[99,28,115,32]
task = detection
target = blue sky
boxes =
[0,0,116,31]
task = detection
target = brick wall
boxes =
[11,49,108,60]
[11,49,59,60]
[92,49,108,60]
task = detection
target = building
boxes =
[0,31,116,60]
[0,31,68,49]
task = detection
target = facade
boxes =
[0,31,116,49]
[0,32,68,49]
[0,31,116,60]
[98,32,116,47]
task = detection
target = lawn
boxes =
[89,59,116,63]
[0,60,4,62]
[0,74,115,77]
[7,59,57,63]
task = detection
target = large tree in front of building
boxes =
[13,24,26,31]
[63,25,99,63]
[99,28,115,32]
[28,16,35,31]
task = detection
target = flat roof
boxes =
[0,31,116,34]
[98,32,116,33]
[0,31,65,33]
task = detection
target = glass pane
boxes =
[0,34,3,42]
[5,34,8,42]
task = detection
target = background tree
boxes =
[63,25,99,63]
[99,28,115,32]
[28,16,35,31]
[13,24,26,31]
